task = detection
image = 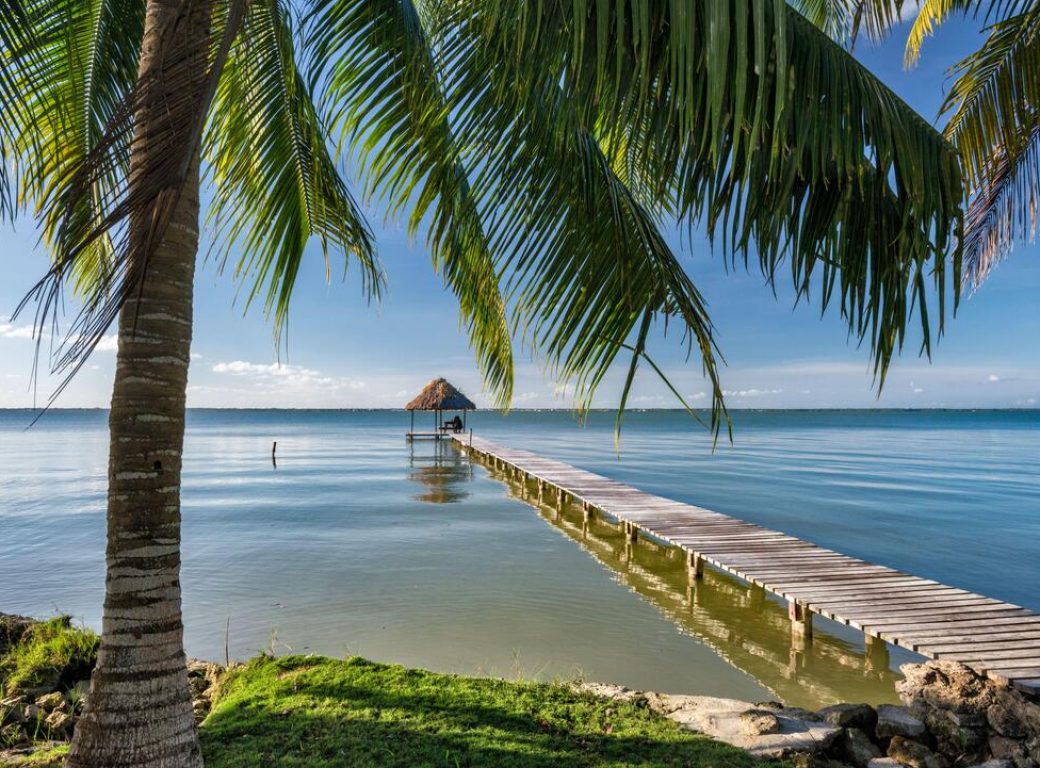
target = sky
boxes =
[1,14,1038,411]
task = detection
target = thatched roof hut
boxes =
[405,378,476,411]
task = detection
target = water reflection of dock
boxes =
[408,440,473,504]
[526,489,904,708]
[457,434,1040,701]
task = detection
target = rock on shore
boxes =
[579,660,1040,768]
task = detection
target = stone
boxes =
[898,662,995,715]
[43,710,72,738]
[0,722,25,748]
[791,754,854,768]
[659,695,842,758]
[34,692,65,713]
[0,702,25,727]
[844,727,883,768]
[868,759,908,768]
[989,698,1040,740]
[741,709,781,736]
[887,736,948,768]
[877,705,927,741]
[575,682,644,704]
[0,614,36,657]
[990,736,1032,768]
[925,709,987,761]
[820,704,879,731]
[965,760,1014,768]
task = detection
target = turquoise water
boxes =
[1,409,1037,709]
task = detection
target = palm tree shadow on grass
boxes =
[198,656,772,768]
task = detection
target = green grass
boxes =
[2,644,778,767]
[201,655,775,768]
[0,745,68,767]
[0,617,97,697]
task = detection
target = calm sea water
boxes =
[1,409,1037,709]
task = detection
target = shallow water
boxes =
[1,409,1037,709]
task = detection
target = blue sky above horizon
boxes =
[2,14,1038,411]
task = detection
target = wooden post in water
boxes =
[865,634,890,675]
[789,600,813,645]
[624,521,638,542]
[686,551,703,580]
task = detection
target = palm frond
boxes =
[5,0,144,290]
[906,0,1034,65]
[205,0,380,349]
[942,4,1040,189]
[961,120,1039,285]
[460,0,963,385]
[423,3,730,434]
[15,0,247,400]
[787,0,913,44]
[306,0,513,406]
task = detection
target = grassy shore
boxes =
[3,627,777,767]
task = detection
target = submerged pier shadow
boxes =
[408,440,474,504]
[483,455,909,710]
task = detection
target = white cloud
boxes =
[213,360,322,378]
[723,388,783,398]
[1,322,117,354]
[210,359,365,393]
[986,374,1000,383]
[0,322,38,341]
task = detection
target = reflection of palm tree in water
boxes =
[409,441,473,504]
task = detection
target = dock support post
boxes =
[746,584,766,610]
[686,551,703,580]
[789,601,813,643]
[865,634,890,675]
[624,521,638,542]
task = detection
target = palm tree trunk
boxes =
[66,0,212,765]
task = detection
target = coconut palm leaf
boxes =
[442,0,962,385]
[788,0,914,44]
[0,0,26,218]
[306,0,513,405]
[205,0,381,349]
[14,0,250,395]
[938,4,1040,282]
[961,120,1039,284]
[905,0,1034,65]
[3,0,143,289]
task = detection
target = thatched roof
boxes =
[405,378,476,411]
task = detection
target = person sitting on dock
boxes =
[451,415,463,433]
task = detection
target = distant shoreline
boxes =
[2,407,1040,413]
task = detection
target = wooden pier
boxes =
[454,433,1040,697]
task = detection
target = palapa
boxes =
[405,378,475,411]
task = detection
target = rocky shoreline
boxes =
[581,661,1040,768]
[0,613,223,759]
[4,612,1039,767]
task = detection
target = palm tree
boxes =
[1,1,963,766]
[801,0,1039,286]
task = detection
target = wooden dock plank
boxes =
[457,434,1039,691]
